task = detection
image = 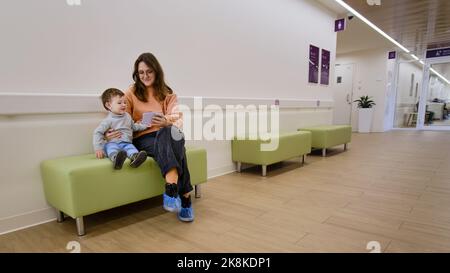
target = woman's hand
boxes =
[105,129,122,141]
[96,150,105,159]
[152,114,171,127]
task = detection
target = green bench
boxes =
[298,125,352,157]
[231,131,312,176]
[40,146,207,236]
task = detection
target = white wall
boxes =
[0,0,337,234]
[336,48,393,132]
[0,0,335,101]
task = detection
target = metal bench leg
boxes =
[322,148,326,157]
[76,217,85,236]
[262,165,267,177]
[195,184,201,198]
[237,162,242,173]
[56,210,65,223]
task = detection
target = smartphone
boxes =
[142,112,156,126]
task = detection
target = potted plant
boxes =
[354,96,376,133]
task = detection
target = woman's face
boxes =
[138,61,155,87]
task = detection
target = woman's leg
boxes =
[154,126,194,221]
[165,168,178,184]
[134,128,194,221]
[133,131,180,189]
[133,132,157,156]
[153,126,194,199]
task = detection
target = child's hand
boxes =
[137,122,151,128]
[96,150,105,159]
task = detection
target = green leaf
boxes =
[354,95,376,108]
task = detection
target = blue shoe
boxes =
[163,193,181,212]
[178,206,194,222]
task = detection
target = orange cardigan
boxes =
[124,85,183,138]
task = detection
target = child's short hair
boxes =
[101,88,124,111]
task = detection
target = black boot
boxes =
[129,151,147,168]
[112,150,127,170]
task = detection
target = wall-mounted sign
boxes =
[309,45,320,84]
[426,47,450,59]
[388,51,396,59]
[335,19,345,32]
[321,49,330,85]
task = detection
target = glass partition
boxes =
[423,62,450,127]
[394,61,423,128]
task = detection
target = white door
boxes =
[333,63,354,125]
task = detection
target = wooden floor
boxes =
[1,130,450,253]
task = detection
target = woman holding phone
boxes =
[105,52,194,222]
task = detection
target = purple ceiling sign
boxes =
[426,47,450,59]
[321,49,330,85]
[388,51,396,59]
[335,19,345,32]
[309,45,319,84]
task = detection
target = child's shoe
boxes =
[112,150,127,170]
[130,151,147,168]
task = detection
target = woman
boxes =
[106,52,194,222]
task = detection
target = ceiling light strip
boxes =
[410,54,420,61]
[334,0,450,85]
[430,68,450,85]
[334,0,410,53]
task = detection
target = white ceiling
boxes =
[316,0,346,14]
[342,0,450,58]
[336,17,394,55]
[317,0,394,55]
[318,0,450,79]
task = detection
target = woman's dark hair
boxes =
[132,52,173,102]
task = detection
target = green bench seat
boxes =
[231,131,312,176]
[299,125,351,157]
[40,146,207,236]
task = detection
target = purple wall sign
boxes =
[309,45,319,84]
[426,47,450,59]
[335,19,345,32]
[320,49,330,85]
[388,51,396,59]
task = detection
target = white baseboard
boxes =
[207,164,237,179]
[0,207,56,235]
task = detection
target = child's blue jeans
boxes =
[105,141,139,159]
